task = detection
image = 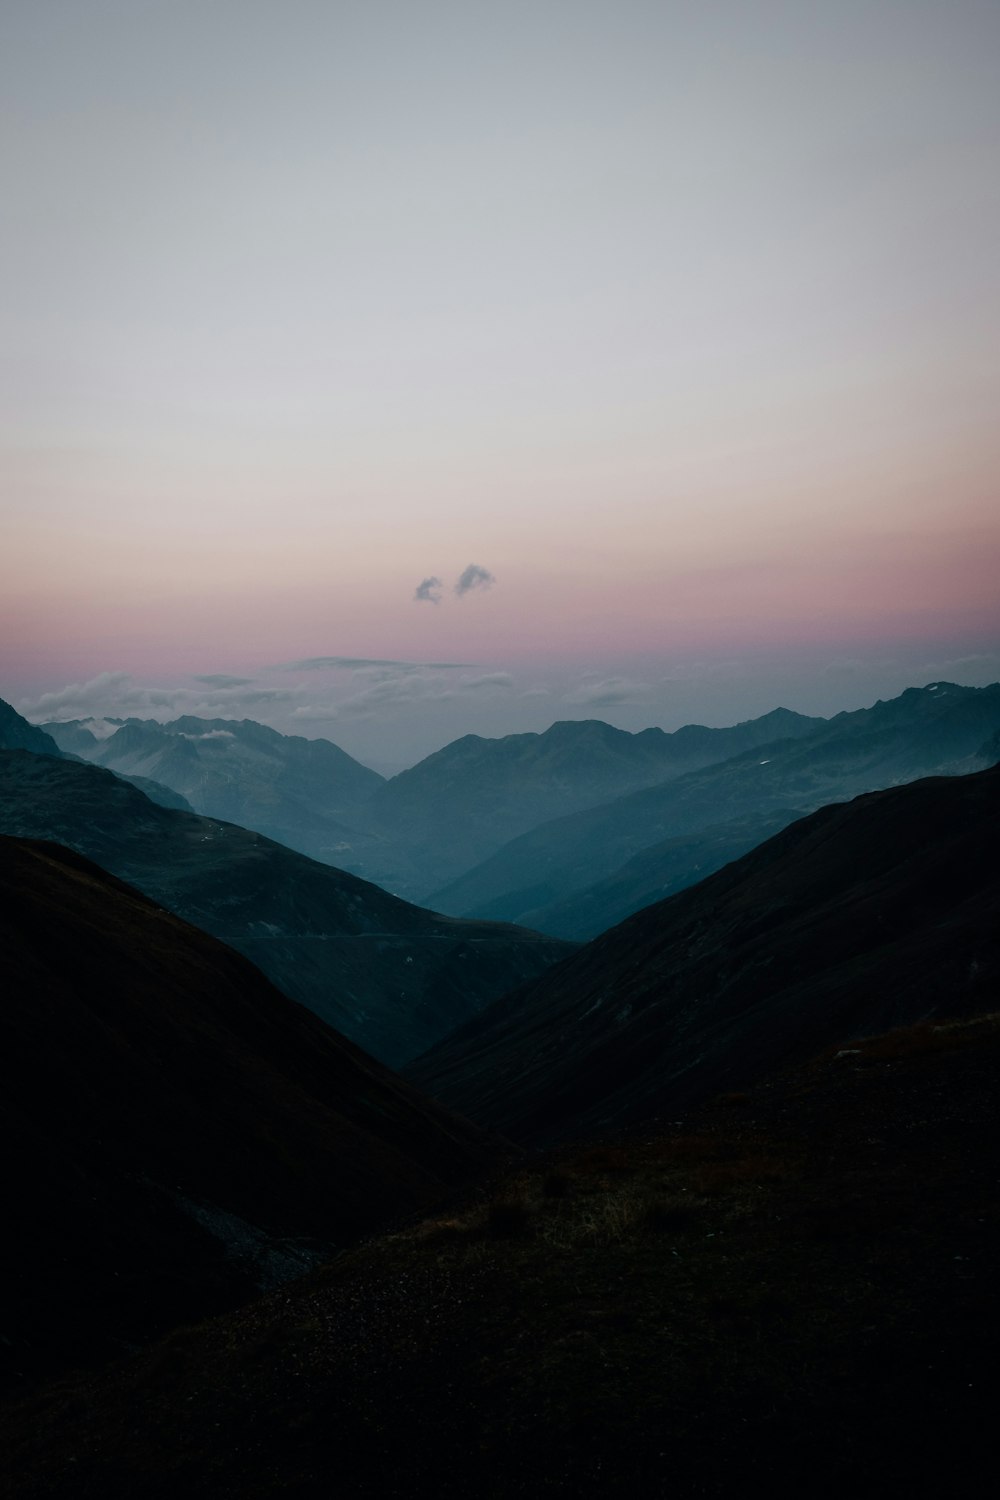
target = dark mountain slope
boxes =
[434,680,1000,927]
[0,836,500,1390]
[408,764,1000,1142]
[0,751,571,1066]
[5,1012,997,1497]
[41,714,385,870]
[0,699,64,756]
[361,708,822,899]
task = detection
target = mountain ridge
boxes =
[0,743,571,1066]
[408,762,1000,1142]
[431,680,1000,930]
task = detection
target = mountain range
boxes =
[2,676,998,1494]
[42,713,385,868]
[41,705,823,900]
[358,707,823,897]
[0,720,571,1066]
[431,680,1000,934]
[40,684,1000,938]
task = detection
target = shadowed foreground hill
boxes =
[0,837,501,1391]
[409,765,1000,1142]
[3,1013,996,1497]
[0,749,571,1065]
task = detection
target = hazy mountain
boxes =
[114,772,195,810]
[0,750,571,1066]
[433,681,1000,929]
[359,708,822,899]
[0,835,500,1390]
[6,1009,997,1496]
[408,763,1000,1143]
[516,806,810,940]
[41,714,386,870]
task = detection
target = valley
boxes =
[2,684,998,1496]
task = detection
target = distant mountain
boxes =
[0,835,500,1390]
[41,714,386,870]
[517,807,809,940]
[408,763,1000,1143]
[360,708,822,899]
[433,682,1000,930]
[114,772,195,811]
[0,750,571,1066]
[1,700,196,810]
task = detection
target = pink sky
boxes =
[2,2,999,764]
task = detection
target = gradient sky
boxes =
[3,1,999,766]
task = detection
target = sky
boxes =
[2,0,998,768]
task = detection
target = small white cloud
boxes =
[455,564,496,597]
[659,660,740,683]
[80,717,122,740]
[562,676,652,708]
[275,655,472,672]
[414,576,443,604]
[25,670,131,720]
[21,672,293,727]
[290,704,340,722]
[457,672,514,694]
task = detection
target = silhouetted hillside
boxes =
[409,764,1000,1141]
[0,836,501,1391]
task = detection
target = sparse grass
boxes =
[7,1013,999,1499]
[828,1012,1000,1065]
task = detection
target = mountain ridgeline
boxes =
[0,743,571,1067]
[42,713,386,869]
[42,704,823,901]
[356,707,823,896]
[41,684,1000,940]
[408,763,1000,1143]
[429,681,1000,935]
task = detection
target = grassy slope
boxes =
[3,1013,997,1498]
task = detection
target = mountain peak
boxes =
[0,698,64,758]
